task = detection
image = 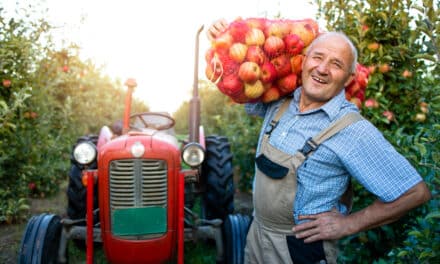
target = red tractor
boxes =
[18,26,251,264]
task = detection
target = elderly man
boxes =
[208,21,431,264]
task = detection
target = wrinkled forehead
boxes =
[309,36,354,65]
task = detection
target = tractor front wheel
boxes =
[18,214,63,264]
[222,213,252,264]
[202,135,235,220]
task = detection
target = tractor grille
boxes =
[109,159,168,209]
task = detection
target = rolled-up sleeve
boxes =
[341,121,423,202]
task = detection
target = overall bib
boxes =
[245,98,363,264]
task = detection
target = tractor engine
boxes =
[97,130,181,263]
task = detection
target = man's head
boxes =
[300,32,357,107]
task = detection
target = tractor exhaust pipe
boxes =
[189,25,204,143]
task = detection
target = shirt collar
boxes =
[291,87,347,121]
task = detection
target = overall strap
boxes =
[264,97,292,135]
[300,112,364,157]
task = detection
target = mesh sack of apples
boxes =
[205,17,369,107]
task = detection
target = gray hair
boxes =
[307,32,358,73]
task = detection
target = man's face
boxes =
[301,35,355,104]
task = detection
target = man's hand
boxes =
[207,19,228,41]
[292,209,349,243]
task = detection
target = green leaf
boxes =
[408,230,422,237]
[426,211,440,219]
[414,142,427,156]
[397,250,408,257]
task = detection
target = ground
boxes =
[0,183,253,263]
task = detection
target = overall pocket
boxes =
[286,235,326,264]
[256,154,289,179]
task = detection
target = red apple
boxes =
[221,74,244,97]
[346,81,361,96]
[229,43,248,63]
[212,32,233,50]
[402,69,413,78]
[228,19,250,43]
[28,182,36,191]
[238,61,261,82]
[283,34,304,56]
[244,80,265,99]
[271,54,291,78]
[260,61,278,83]
[277,73,298,94]
[2,79,11,88]
[246,45,266,65]
[379,63,391,73]
[245,28,265,46]
[350,97,362,109]
[364,98,379,108]
[367,42,380,52]
[264,21,289,38]
[62,65,69,73]
[383,110,394,121]
[261,85,281,103]
[263,36,285,58]
[290,54,304,74]
[289,21,316,47]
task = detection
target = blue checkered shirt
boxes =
[246,87,422,223]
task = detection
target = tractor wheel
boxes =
[202,135,235,220]
[18,214,63,264]
[222,213,252,264]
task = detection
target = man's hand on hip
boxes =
[292,209,349,243]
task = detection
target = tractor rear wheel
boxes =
[222,213,252,264]
[202,135,235,220]
[18,214,63,264]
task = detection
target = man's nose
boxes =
[316,61,330,74]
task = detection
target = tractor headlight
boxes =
[182,143,205,167]
[73,142,97,165]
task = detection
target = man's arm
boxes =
[292,181,431,243]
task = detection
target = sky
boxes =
[3,0,319,113]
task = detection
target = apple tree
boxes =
[315,0,439,262]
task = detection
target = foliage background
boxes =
[0,6,148,223]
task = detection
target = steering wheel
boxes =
[129,112,175,131]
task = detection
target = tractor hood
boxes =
[98,129,180,160]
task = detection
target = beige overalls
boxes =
[245,98,363,264]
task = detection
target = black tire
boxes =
[202,135,235,220]
[18,214,63,264]
[222,214,252,264]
